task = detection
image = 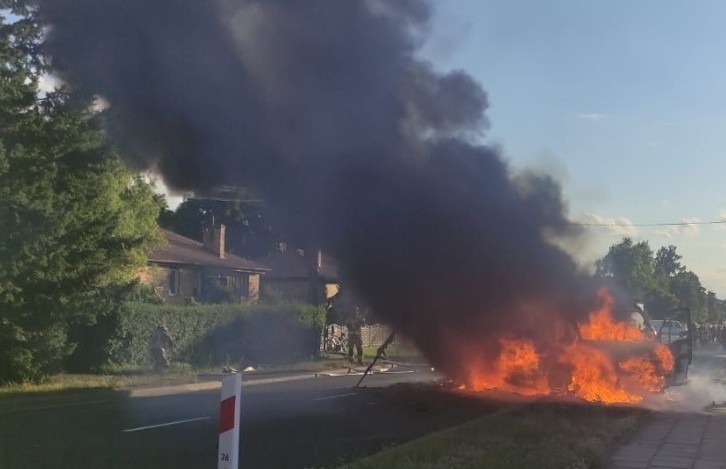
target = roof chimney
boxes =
[203,224,226,259]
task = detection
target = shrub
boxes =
[106,302,326,368]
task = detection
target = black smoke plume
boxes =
[38,0,599,380]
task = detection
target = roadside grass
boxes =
[0,345,420,398]
[0,363,202,398]
[342,402,646,469]
[0,353,353,397]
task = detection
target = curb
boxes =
[125,368,355,398]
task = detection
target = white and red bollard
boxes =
[218,373,242,469]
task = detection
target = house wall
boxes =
[140,265,260,304]
[261,278,327,304]
[140,265,200,305]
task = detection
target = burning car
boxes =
[460,289,689,405]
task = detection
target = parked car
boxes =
[650,319,688,344]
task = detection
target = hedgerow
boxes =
[104,302,326,368]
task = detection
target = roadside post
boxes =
[218,373,242,469]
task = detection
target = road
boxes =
[0,366,512,468]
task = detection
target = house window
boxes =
[168,270,180,296]
[239,275,249,299]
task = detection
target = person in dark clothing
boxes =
[149,325,174,371]
[346,306,366,366]
[330,287,366,366]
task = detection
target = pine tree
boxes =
[0,5,162,382]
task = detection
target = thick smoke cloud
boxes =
[39,0,599,379]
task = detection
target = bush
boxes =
[107,302,326,368]
[0,320,71,383]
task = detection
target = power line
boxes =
[575,219,726,228]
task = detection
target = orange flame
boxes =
[461,288,676,405]
[565,344,642,403]
[467,339,550,396]
[578,290,644,341]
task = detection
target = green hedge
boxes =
[107,302,326,368]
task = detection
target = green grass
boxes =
[342,403,646,469]
[0,354,354,396]
[0,345,417,398]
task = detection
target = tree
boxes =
[160,194,282,259]
[0,7,161,382]
[654,245,684,280]
[595,237,656,298]
[669,270,706,322]
[595,239,721,322]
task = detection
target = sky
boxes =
[13,2,726,295]
[421,0,726,296]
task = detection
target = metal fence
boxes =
[321,323,395,350]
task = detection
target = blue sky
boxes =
[423,0,726,295]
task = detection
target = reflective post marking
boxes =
[218,373,242,469]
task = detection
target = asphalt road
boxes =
[0,366,512,469]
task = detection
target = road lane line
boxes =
[313,392,357,401]
[122,416,211,433]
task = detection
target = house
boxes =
[140,225,269,304]
[260,248,339,305]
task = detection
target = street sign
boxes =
[218,373,242,469]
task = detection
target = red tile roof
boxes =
[261,250,339,281]
[149,229,269,273]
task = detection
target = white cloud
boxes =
[579,212,637,237]
[143,173,184,210]
[90,95,110,113]
[37,74,62,93]
[575,113,606,121]
[653,217,701,239]
[680,217,701,235]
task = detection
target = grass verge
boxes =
[341,402,646,469]
[0,363,202,397]
[0,354,353,397]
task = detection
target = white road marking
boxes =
[313,392,357,401]
[122,416,211,433]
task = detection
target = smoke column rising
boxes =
[39,0,599,380]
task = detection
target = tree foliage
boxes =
[0,8,162,382]
[596,238,725,322]
[596,238,656,297]
[160,194,282,259]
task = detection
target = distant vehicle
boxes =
[650,319,688,344]
[634,305,692,386]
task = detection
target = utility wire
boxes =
[575,219,726,227]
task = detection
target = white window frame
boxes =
[168,269,180,296]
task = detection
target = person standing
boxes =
[149,324,174,372]
[346,306,366,366]
[330,287,366,367]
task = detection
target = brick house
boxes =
[260,249,339,305]
[141,225,269,304]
